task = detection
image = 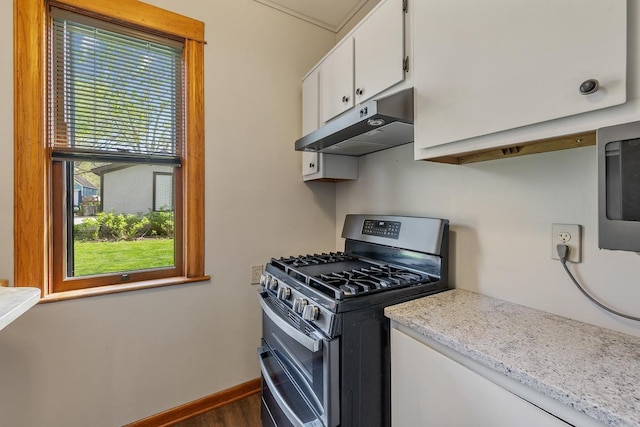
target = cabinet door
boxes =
[302,152,319,176]
[302,65,357,181]
[354,0,405,104]
[321,38,354,123]
[413,0,627,150]
[391,329,571,427]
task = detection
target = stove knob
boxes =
[267,277,278,290]
[259,274,268,287]
[302,305,320,321]
[293,298,308,313]
[277,287,291,301]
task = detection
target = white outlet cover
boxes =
[551,224,582,263]
[250,265,263,285]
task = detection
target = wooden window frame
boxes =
[14,0,208,301]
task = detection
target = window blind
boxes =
[49,8,184,165]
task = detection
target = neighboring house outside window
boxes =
[90,164,175,214]
[14,0,207,299]
[73,175,98,208]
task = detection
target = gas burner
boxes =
[278,252,354,267]
[313,264,432,297]
[265,215,447,307]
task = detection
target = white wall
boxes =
[336,143,640,338]
[102,165,173,214]
[0,1,337,426]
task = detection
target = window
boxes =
[154,172,175,212]
[15,0,207,299]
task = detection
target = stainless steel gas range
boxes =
[258,214,450,427]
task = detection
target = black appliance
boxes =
[258,214,449,427]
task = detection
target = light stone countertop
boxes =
[0,287,40,332]
[384,288,640,427]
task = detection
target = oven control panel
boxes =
[362,219,401,239]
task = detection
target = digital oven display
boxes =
[362,219,401,239]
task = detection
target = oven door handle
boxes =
[258,347,323,427]
[258,292,323,353]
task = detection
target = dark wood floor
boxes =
[172,393,261,427]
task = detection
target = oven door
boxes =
[259,344,322,427]
[259,291,339,427]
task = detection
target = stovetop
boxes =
[259,215,449,337]
[270,252,434,300]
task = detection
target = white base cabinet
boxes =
[391,327,572,427]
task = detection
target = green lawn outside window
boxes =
[73,239,174,276]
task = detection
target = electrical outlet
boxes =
[250,265,263,285]
[551,224,582,263]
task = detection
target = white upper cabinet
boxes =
[353,0,405,105]
[321,39,355,123]
[302,67,358,181]
[320,0,406,123]
[413,0,628,158]
[299,0,406,181]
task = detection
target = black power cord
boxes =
[556,244,640,322]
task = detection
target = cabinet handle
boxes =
[579,79,600,95]
[356,88,364,96]
[309,163,315,168]
[342,95,350,103]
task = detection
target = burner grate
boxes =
[269,251,434,300]
[278,252,354,268]
[311,265,432,299]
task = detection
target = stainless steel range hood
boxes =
[295,88,414,156]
